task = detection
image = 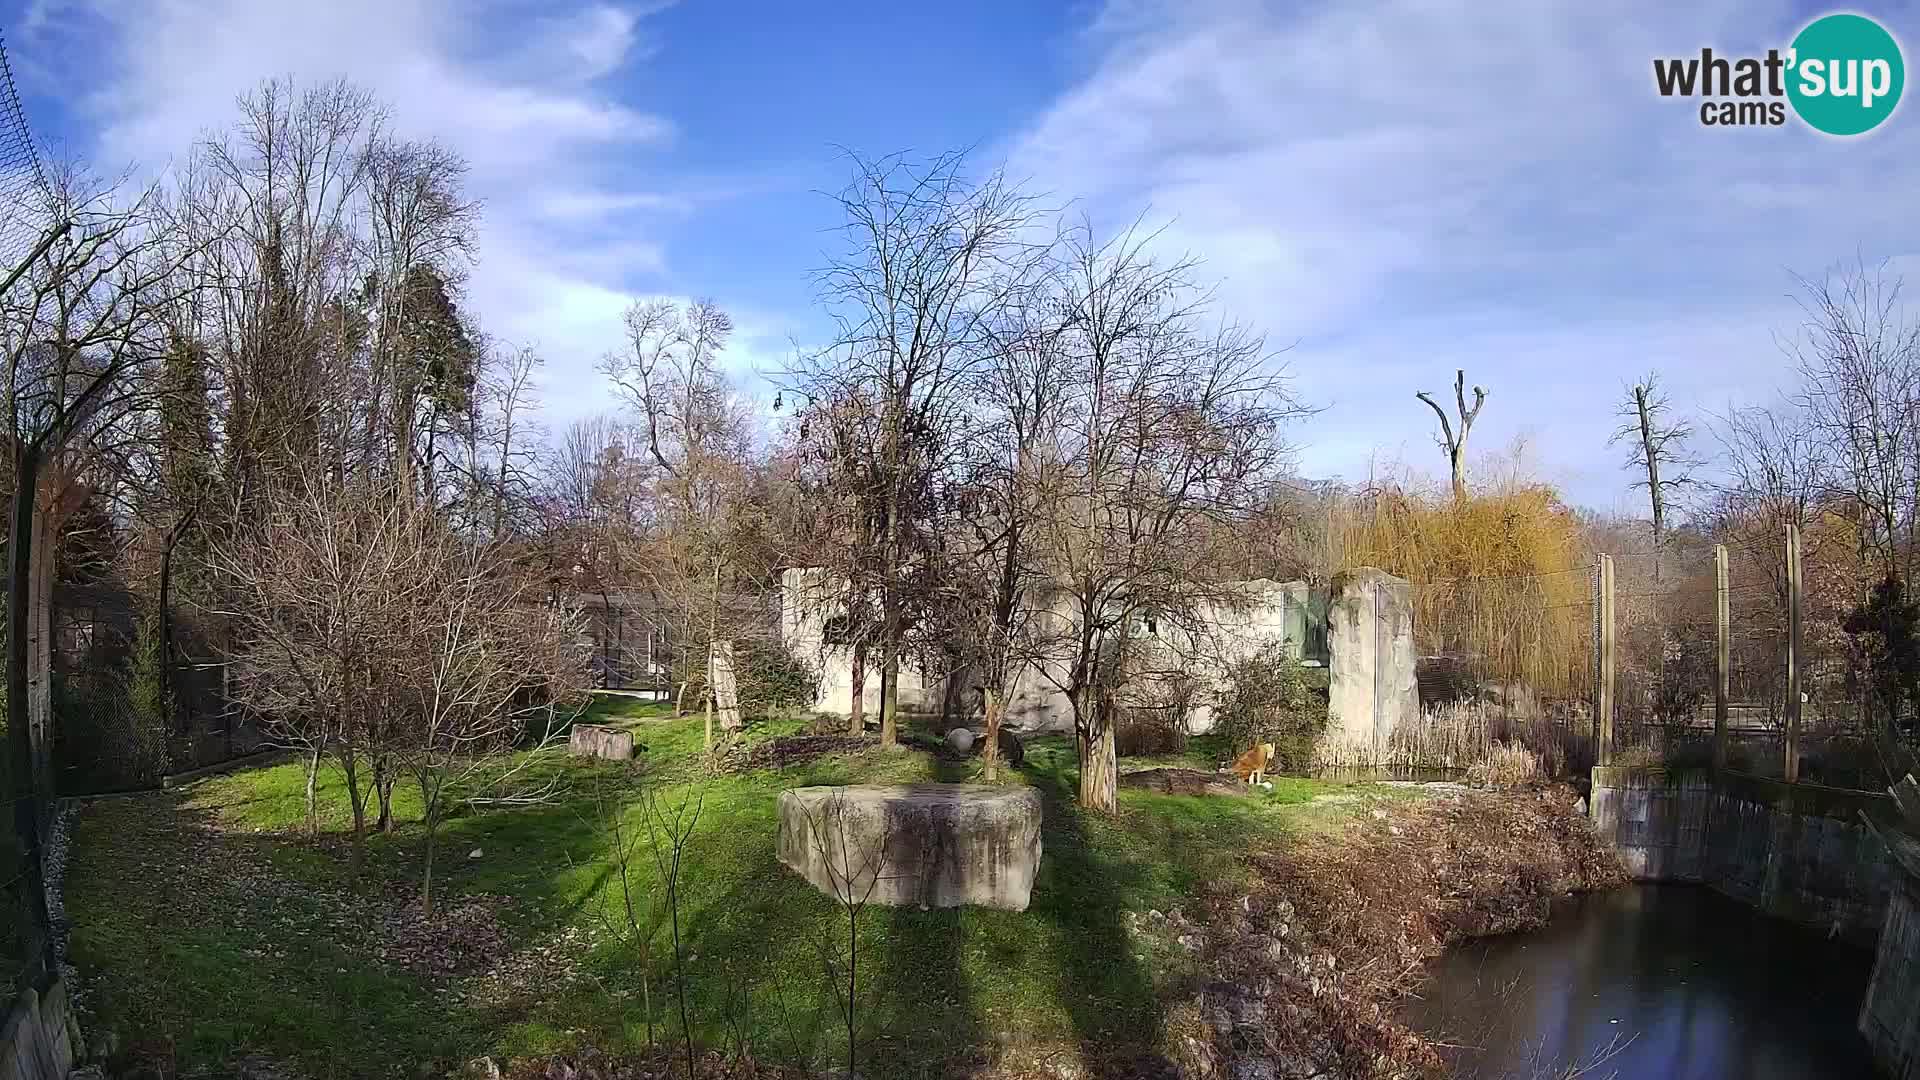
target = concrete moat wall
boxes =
[1861,857,1920,1080]
[1589,766,1895,942]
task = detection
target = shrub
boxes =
[1609,744,1664,769]
[672,636,819,718]
[736,636,818,714]
[1464,741,1541,789]
[1117,673,1198,756]
[1214,645,1324,772]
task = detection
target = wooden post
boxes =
[1784,523,1803,783]
[1597,554,1615,766]
[1714,544,1730,775]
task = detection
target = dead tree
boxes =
[1416,369,1486,501]
[1610,373,1697,544]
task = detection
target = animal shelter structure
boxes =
[780,566,1418,762]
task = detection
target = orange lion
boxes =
[1228,742,1276,786]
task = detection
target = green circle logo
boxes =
[1788,13,1904,135]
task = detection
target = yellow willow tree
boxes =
[1332,464,1593,701]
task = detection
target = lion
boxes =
[1227,742,1276,786]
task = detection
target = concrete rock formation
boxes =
[781,565,1421,765]
[776,784,1043,911]
[567,724,635,762]
[1324,568,1419,764]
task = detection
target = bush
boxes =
[1117,673,1198,756]
[671,636,819,718]
[1465,741,1541,789]
[735,637,818,714]
[1214,645,1324,772]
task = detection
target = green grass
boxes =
[66,697,1404,1078]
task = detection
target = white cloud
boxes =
[532,188,693,221]
[20,0,680,430]
[1009,0,1920,507]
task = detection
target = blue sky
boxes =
[7,0,1920,512]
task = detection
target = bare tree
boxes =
[1030,220,1307,812]
[600,298,768,743]
[1611,374,1698,545]
[784,151,1045,748]
[212,473,590,896]
[209,475,429,870]
[1789,260,1920,584]
[1416,369,1487,501]
[793,789,894,1078]
[2,161,201,810]
[643,785,706,1078]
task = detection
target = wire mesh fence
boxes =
[1384,526,1895,794]
[1400,566,1598,777]
[0,31,53,277]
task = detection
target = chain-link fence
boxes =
[47,581,263,796]
[1400,566,1598,778]
[1385,526,1896,794]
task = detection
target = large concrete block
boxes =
[1324,568,1418,762]
[776,785,1043,912]
[568,724,635,761]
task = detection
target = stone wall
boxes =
[1861,856,1920,1080]
[0,979,79,1080]
[781,566,1415,756]
[1590,766,1896,942]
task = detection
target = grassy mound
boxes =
[64,697,1419,1078]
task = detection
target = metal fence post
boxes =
[1784,523,1802,783]
[1715,543,1730,775]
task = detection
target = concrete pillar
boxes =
[1324,567,1418,764]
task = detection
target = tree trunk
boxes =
[418,770,443,916]
[422,816,437,917]
[983,688,1004,782]
[848,638,867,736]
[376,761,396,834]
[1075,685,1117,813]
[341,750,367,878]
[304,746,322,837]
[26,501,56,801]
[880,651,899,749]
[4,452,51,988]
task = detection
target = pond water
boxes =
[1404,885,1880,1079]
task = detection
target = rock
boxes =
[1230,1060,1278,1080]
[996,727,1026,768]
[468,848,483,860]
[778,784,1044,911]
[1574,796,1589,816]
[464,1058,502,1080]
[1118,767,1247,797]
[568,723,636,761]
[947,727,976,754]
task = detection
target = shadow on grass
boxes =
[1019,747,1176,1079]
